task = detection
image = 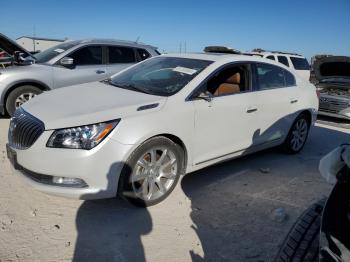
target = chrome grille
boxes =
[8,108,45,150]
[319,96,349,114]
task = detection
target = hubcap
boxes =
[15,93,36,108]
[290,118,308,151]
[131,147,178,201]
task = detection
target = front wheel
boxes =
[6,85,42,116]
[118,137,185,207]
[283,113,310,154]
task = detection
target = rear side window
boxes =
[266,55,275,61]
[137,48,151,61]
[71,46,102,65]
[278,56,289,67]
[284,70,296,86]
[290,57,310,70]
[108,46,136,63]
[256,63,285,90]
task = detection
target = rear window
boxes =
[278,56,289,67]
[290,57,310,70]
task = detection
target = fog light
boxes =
[52,176,87,187]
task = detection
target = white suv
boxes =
[247,49,310,81]
[7,53,318,206]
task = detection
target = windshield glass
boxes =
[33,41,80,63]
[110,56,213,96]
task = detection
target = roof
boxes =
[161,52,270,63]
[16,36,66,42]
[78,38,157,49]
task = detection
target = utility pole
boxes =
[179,42,182,53]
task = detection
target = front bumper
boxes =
[7,130,134,200]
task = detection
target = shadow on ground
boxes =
[181,125,349,261]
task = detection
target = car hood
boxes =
[313,56,350,84]
[22,81,167,130]
[0,33,34,59]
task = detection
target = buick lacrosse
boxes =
[7,53,318,206]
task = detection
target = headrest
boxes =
[226,72,240,84]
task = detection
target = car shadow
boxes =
[181,124,349,261]
[73,163,152,262]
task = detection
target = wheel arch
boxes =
[299,109,313,126]
[147,133,189,173]
[2,80,50,112]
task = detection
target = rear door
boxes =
[52,45,107,88]
[106,46,137,77]
[251,63,298,145]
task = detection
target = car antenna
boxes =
[135,36,140,43]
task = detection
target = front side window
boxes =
[256,63,285,90]
[290,57,310,70]
[70,46,102,65]
[108,46,136,63]
[110,56,212,96]
[278,56,289,67]
[204,64,250,96]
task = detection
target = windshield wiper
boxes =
[110,81,151,95]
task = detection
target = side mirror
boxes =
[60,57,74,69]
[197,91,213,102]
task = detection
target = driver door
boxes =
[192,63,260,165]
[52,45,107,89]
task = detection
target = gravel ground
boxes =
[0,117,349,262]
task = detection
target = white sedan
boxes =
[7,53,318,206]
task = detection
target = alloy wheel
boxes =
[131,147,178,201]
[15,93,36,108]
[290,118,308,151]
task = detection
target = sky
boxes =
[1,0,349,59]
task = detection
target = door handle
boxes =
[96,70,105,74]
[246,107,258,113]
[290,99,298,104]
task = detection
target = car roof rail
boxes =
[204,46,241,54]
[251,48,303,57]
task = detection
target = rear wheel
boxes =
[283,113,310,154]
[275,199,326,262]
[6,85,42,116]
[118,137,185,207]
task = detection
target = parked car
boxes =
[311,55,350,121]
[6,53,318,206]
[247,49,310,82]
[0,33,159,115]
[275,144,350,261]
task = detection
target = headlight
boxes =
[47,120,120,150]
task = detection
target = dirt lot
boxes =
[0,117,349,262]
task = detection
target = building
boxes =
[16,36,66,53]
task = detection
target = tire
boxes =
[275,199,326,262]
[118,136,185,207]
[5,85,42,116]
[283,113,310,154]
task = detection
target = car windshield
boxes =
[110,56,213,96]
[33,41,80,63]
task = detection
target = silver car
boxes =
[312,55,350,120]
[0,34,159,115]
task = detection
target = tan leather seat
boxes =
[214,72,241,96]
